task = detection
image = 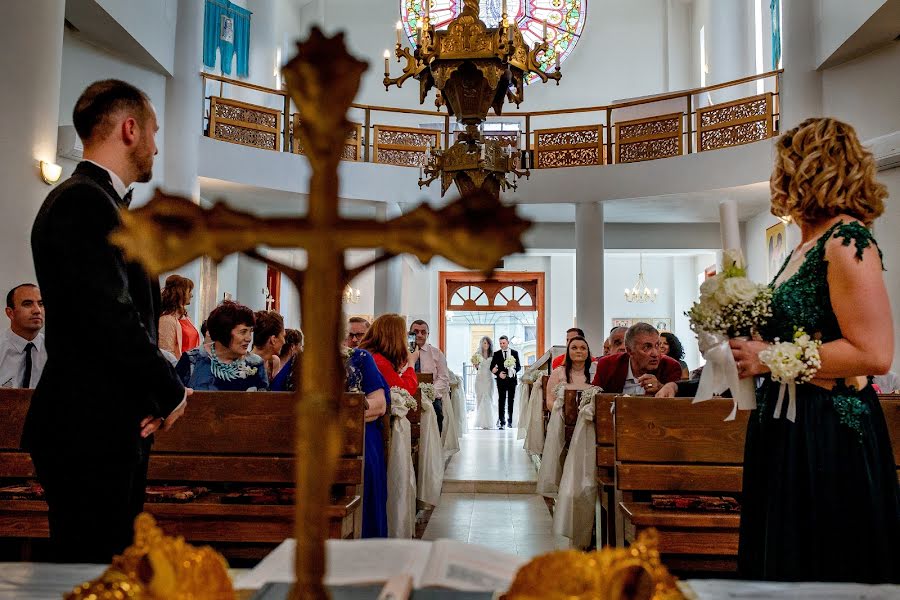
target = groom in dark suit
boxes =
[25,80,189,562]
[490,335,521,429]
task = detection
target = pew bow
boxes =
[553,388,599,549]
[693,331,756,421]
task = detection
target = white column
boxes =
[779,0,822,129]
[243,0,280,108]
[164,0,205,322]
[575,202,605,351]
[719,199,741,251]
[0,1,64,288]
[708,0,755,102]
[373,203,403,316]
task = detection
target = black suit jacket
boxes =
[23,161,184,464]
[490,349,521,386]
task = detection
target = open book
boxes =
[235,538,529,592]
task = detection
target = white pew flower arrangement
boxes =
[418,382,436,406]
[686,248,773,420]
[757,327,822,422]
[390,387,418,411]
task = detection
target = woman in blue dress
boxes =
[175,301,268,391]
[344,345,390,538]
[730,118,899,582]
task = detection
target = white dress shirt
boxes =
[0,328,47,388]
[86,159,129,200]
[622,359,646,396]
[416,343,450,399]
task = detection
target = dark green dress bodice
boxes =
[762,220,883,345]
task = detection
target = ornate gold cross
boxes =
[111,29,529,599]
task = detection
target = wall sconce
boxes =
[39,161,62,185]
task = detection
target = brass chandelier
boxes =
[625,254,659,303]
[383,0,561,198]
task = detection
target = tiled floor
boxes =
[421,413,569,558]
[421,493,570,557]
[443,423,537,484]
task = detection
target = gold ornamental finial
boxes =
[503,530,687,600]
[66,513,234,600]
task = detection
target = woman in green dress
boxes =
[730,117,899,583]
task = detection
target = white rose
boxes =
[699,276,720,298]
[723,248,745,270]
[721,277,759,303]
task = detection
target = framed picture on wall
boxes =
[613,318,673,333]
[766,221,788,281]
[612,318,632,328]
[652,318,672,332]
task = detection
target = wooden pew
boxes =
[614,396,747,573]
[0,389,365,563]
[614,395,900,573]
[593,393,617,548]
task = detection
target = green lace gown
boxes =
[739,220,900,582]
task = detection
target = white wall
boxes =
[816,0,889,66]
[743,210,801,285]
[94,0,178,74]
[872,168,900,371]
[57,29,170,208]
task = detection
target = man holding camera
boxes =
[409,320,449,434]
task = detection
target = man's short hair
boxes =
[6,284,37,309]
[499,335,509,342]
[410,319,429,332]
[348,316,370,327]
[625,322,658,349]
[73,79,151,143]
[609,326,627,335]
[253,310,285,347]
[567,327,585,337]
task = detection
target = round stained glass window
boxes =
[399,1,587,82]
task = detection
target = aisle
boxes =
[421,492,569,557]
[443,425,536,490]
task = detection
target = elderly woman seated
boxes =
[175,301,268,391]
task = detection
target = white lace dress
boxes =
[473,358,497,429]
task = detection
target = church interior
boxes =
[1,0,899,598]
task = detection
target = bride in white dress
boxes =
[473,336,497,429]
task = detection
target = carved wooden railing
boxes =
[616,113,683,164]
[372,125,441,167]
[201,69,782,169]
[534,125,604,168]
[697,92,774,152]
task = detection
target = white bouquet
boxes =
[687,249,773,339]
[390,386,418,411]
[686,249,772,421]
[471,352,483,367]
[757,327,822,422]
[504,356,516,370]
[418,382,436,406]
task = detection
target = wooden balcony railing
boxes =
[200,69,782,169]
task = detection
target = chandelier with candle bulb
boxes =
[383,0,561,198]
[624,254,659,303]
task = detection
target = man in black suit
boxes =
[25,80,189,563]
[490,335,521,429]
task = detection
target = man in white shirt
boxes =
[410,319,449,434]
[0,284,47,388]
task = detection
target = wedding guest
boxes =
[592,323,681,394]
[344,341,389,537]
[730,117,898,582]
[659,331,690,379]
[200,319,212,344]
[176,301,267,391]
[157,274,201,360]
[409,320,449,434]
[360,314,418,396]
[546,336,593,411]
[552,327,585,369]
[251,310,285,381]
[346,316,370,349]
[26,80,187,562]
[873,371,899,394]
[608,326,627,354]
[0,284,47,388]
[602,338,611,356]
[269,329,303,393]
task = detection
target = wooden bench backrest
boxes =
[0,389,365,485]
[878,395,900,466]
[593,393,617,471]
[615,397,748,493]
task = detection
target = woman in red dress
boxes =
[359,314,418,396]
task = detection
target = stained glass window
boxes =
[399,1,587,82]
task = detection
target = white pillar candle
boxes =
[383,49,390,76]
[396,21,403,46]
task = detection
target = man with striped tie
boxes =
[0,284,46,389]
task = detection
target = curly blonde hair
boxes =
[770,117,886,226]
